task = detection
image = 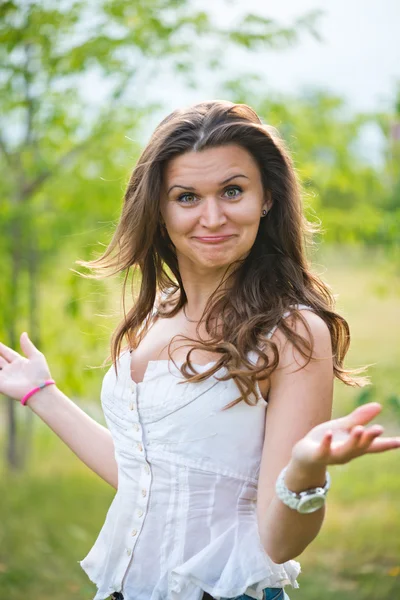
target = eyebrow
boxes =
[167,174,249,195]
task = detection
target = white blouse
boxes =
[79,305,312,600]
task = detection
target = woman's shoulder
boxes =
[275,303,332,349]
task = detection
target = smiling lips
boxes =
[193,235,235,243]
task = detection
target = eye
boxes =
[176,192,197,204]
[223,185,242,198]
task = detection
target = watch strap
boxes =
[275,465,331,510]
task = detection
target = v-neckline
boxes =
[126,350,219,387]
[125,351,268,402]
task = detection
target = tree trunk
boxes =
[19,217,39,469]
[6,211,22,471]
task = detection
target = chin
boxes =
[196,253,245,271]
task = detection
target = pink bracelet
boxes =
[21,379,56,406]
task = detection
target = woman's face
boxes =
[160,144,271,273]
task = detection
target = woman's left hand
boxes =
[291,402,400,467]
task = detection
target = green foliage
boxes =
[226,9,323,49]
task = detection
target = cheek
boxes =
[165,208,196,238]
[230,202,261,227]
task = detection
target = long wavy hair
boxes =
[76,100,369,409]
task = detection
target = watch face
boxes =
[298,494,325,514]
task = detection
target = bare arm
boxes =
[0,333,118,490]
[28,385,118,489]
[257,310,334,563]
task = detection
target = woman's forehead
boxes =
[164,145,259,185]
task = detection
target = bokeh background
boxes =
[0,1,399,598]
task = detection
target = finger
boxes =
[363,437,400,453]
[337,403,383,431]
[320,429,333,453]
[330,425,364,454]
[0,356,8,369]
[344,425,366,451]
[0,341,20,362]
[351,425,365,446]
[20,332,40,359]
[313,429,333,461]
[357,425,384,449]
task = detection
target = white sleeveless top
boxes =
[79,305,312,600]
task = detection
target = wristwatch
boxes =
[275,465,331,514]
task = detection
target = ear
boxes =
[262,189,273,213]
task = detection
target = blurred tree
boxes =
[0,0,322,470]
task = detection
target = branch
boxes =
[21,141,90,200]
[20,78,133,201]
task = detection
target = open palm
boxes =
[292,403,400,467]
[0,333,52,402]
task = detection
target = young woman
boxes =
[0,100,399,600]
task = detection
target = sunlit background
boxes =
[0,1,399,598]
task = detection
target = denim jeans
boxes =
[110,588,289,599]
[217,587,287,600]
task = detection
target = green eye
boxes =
[224,186,242,198]
[176,193,197,204]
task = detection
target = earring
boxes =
[261,209,268,217]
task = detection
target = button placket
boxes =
[125,478,151,557]
[125,383,152,561]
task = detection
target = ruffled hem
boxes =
[169,522,300,600]
[78,557,117,600]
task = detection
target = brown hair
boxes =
[75,100,369,408]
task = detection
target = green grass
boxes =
[0,438,114,599]
[0,245,399,599]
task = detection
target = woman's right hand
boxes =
[0,332,53,403]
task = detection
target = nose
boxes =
[199,196,227,230]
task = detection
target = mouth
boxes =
[192,235,235,244]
